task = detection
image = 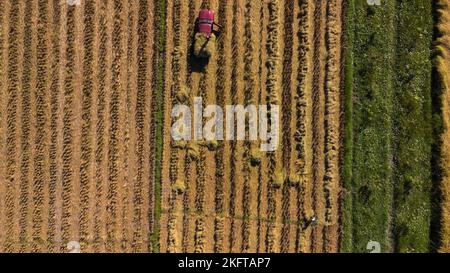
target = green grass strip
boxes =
[345,0,396,253]
[392,0,433,253]
[150,0,167,253]
[341,0,355,253]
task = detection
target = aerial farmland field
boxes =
[160,0,342,253]
[0,0,448,255]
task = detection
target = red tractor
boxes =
[193,9,221,59]
[196,9,221,38]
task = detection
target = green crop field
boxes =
[343,0,434,253]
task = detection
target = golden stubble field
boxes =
[160,0,343,253]
[0,0,344,253]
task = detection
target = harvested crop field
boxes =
[0,0,161,252]
[0,0,344,253]
[159,0,343,253]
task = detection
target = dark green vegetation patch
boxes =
[342,0,433,253]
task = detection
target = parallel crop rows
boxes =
[160,0,344,253]
[0,0,157,253]
[0,0,348,253]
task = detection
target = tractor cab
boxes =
[196,9,219,38]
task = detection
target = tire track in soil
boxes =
[311,0,326,253]
[19,0,38,252]
[0,0,11,253]
[93,0,112,253]
[32,0,52,252]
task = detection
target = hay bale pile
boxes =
[193,33,216,58]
